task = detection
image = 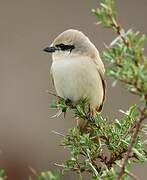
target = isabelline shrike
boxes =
[43,29,106,130]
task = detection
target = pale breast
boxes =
[51,56,104,108]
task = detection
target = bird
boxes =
[43,29,106,131]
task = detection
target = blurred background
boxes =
[0,0,147,179]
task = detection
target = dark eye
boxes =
[56,43,75,52]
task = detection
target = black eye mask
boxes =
[55,43,75,52]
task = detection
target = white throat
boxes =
[52,50,82,61]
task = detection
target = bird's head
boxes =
[43,29,99,59]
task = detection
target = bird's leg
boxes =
[65,98,72,106]
[86,105,95,122]
[65,98,77,109]
[62,99,74,118]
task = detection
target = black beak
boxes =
[43,46,56,53]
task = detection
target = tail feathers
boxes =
[96,104,103,113]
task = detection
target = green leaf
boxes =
[0,169,6,179]
[38,171,60,180]
[132,148,147,162]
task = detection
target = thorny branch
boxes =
[102,4,147,180]
[108,14,131,48]
[117,109,147,180]
[93,0,147,179]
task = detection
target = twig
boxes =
[46,90,60,98]
[107,13,131,48]
[54,163,66,168]
[50,109,63,118]
[52,130,65,137]
[117,111,147,180]
[126,171,140,180]
[110,29,132,47]
[28,166,39,176]
[54,163,81,172]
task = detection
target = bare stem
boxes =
[126,171,140,180]
[108,14,131,48]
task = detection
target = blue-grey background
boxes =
[0,0,146,179]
